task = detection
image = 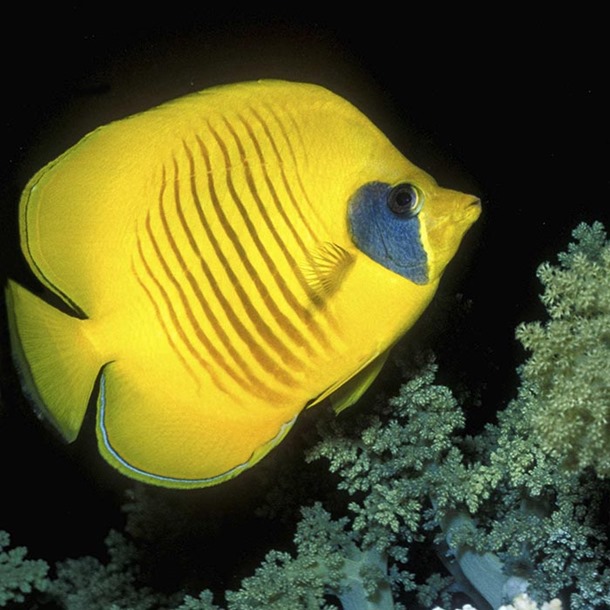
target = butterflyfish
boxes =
[6,80,481,488]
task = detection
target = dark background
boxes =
[0,5,607,599]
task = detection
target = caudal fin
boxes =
[6,280,102,441]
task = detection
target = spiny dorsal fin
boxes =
[303,242,354,298]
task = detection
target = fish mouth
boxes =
[459,197,482,224]
[446,196,482,237]
[429,195,481,240]
[424,194,481,282]
[447,196,482,244]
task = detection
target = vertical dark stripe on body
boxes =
[249,107,319,244]
[208,118,332,350]
[130,256,200,386]
[135,172,282,399]
[194,130,324,358]
[162,158,283,389]
[262,104,323,232]
[133,227,230,395]
[181,142,307,372]
[167,150,300,389]
[144,212,236,382]
[238,111,329,307]
[248,106,344,329]
[158,164,295,399]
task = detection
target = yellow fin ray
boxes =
[302,242,354,298]
[307,350,390,415]
[6,281,102,441]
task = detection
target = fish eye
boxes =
[387,183,423,217]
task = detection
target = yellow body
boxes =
[6,81,480,487]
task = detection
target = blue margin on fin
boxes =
[97,372,297,488]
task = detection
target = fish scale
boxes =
[6,80,480,487]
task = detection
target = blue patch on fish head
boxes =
[348,182,428,284]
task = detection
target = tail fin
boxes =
[5,280,102,441]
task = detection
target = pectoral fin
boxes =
[302,242,354,298]
[307,349,390,415]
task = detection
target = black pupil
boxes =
[390,184,417,215]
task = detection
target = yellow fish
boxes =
[6,80,480,488]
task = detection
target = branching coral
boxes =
[46,530,180,610]
[238,222,610,609]
[2,223,609,609]
[226,503,385,610]
[433,595,563,610]
[0,530,48,607]
[305,359,610,609]
[515,222,610,476]
[306,365,467,609]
